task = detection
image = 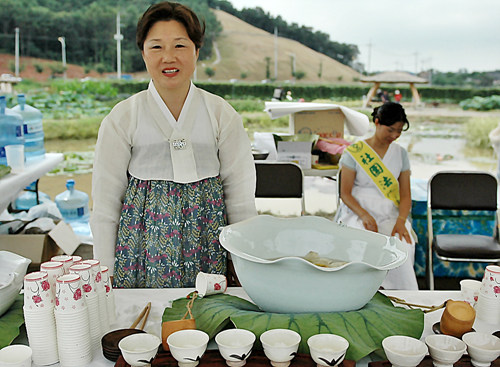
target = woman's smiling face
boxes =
[142,20,199,96]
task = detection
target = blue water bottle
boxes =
[55,179,90,223]
[55,179,92,238]
[12,94,45,161]
[0,96,24,166]
[14,181,52,210]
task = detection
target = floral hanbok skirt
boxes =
[113,175,227,288]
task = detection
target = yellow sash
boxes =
[346,141,400,207]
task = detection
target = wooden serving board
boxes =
[368,355,500,367]
[115,348,356,367]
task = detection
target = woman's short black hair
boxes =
[371,102,410,131]
[136,1,205,51]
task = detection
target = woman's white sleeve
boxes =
[218,109,257,224]
[90,112,132,275]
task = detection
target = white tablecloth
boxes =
[0,153,64,214]
[81,288,498,367]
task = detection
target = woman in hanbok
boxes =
[91,2,257,288]
[335,102,418,290]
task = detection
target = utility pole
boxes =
[58,37,67,80]
[414,51,419,74]
[114,12,124,80]
[366,40,372,73]
[14,27,19,77]
[274,27,278,80]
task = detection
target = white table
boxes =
[82,288,498,367]
[0,153,64,214]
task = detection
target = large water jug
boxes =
[0,96,24,166]
[14,181,51,211]
[55,179,90,223]
[12,94,45,161]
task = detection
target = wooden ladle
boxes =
[101,302,152,362]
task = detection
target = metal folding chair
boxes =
[255,162,305,215]
[427,171,500,290]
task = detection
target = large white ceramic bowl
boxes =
[219,215,407,313]
[0,251,31,316]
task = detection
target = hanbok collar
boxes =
[148,80,195,130]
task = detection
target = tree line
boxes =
[0,0,358,74]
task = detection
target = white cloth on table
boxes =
[335,141,418,290]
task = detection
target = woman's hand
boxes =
[361,213,378,232]
[391,217,411,243]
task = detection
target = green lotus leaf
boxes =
[163,292,424,362]
[0,295,25,349]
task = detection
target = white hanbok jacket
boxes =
[91,82,257,274]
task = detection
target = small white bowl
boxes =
[307,334,349,367]
[215,329,256,367]
[462,332,500,367]
[0,345,32,367]
[167,329,209,367]
[118,333,161,367]
[260,329,301,367]
[382,335,428,367]
[425,334,466,367]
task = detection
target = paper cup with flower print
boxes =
[51,255,73,274]
[195,272,227,298]
[69,263,95,297]
[40,261,64,298]
[479,265,500,299]
[82,259,105,293]
[100,265,112,294]
[24,271,54,310]
[55,273,86,312]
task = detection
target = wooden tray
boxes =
[368,355,500,367]
[115,348,356,367]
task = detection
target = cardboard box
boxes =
[276,141,312,169]
[290,109,344,139]
[0,221,81,269]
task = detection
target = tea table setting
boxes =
[83,286,499,367]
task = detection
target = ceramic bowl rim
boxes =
[260,329,301,348]
[462,332,500,352]
[167,329,209,349]
[118,333,161,354]
[220,215,408,272]
[424,334,466,353]
[215,328,256,347]
[382,335,428,356]
[307,333,350,351]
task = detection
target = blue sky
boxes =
[229,0,500,73]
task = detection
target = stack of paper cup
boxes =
[83,259,110,333]
[475,265,500,324]
[40,261,64,298]
[51,255,74,274]
[23,271,59,365]
[69,262,101,352]
[100,265,116,325]
[54,273,92,367]
[460,279,482,307]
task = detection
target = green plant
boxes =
[34,63,44,73]
[294,70,306,80]
[460,95,500,111]
[240,71,248,79]
[463,116,498,149]
[48,63,66,77]
[205,67,215,78]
